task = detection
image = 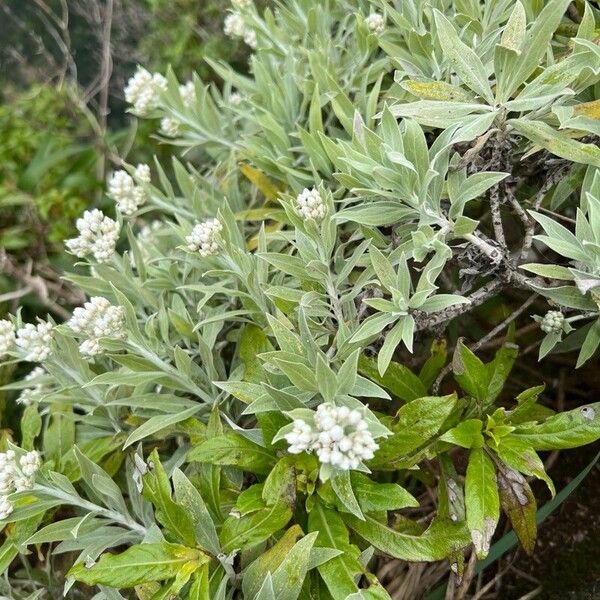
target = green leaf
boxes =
[432,10,493,104]
[68,542,209,588]
[509,119,600,167]
[440,419,484,449]
[188,433,276,475]
[220,501,292,553]
[501,0,573,100]
[358,355,426,402]
[331,471,364,520]
[20,404,42,450]
[511,402,600,450]
[465,448,500,559]
[172,469,220,555]
[343,514,470,561]
[350,472,418,512]
[143,450,196,547]
[307,500,366,599]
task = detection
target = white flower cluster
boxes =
[232,0,253,9]
[0,449,42,519]
[285,403,379,470]
[68,297,126,358]
[16,322,53,362]
[366,12,385,34]
[186,218,223,257]
[540,310,564,334]
[108,164,150,216]
[160,117,181,138]
[65,209,120,263]
[17,367,47,406]
[124,67,168,115]
[229,92,242,106]
[296,187,326,221]
[224,13,257,48]
[0,320,15,357]
[180,81,197,108]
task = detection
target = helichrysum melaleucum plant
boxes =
[1,0,600,597]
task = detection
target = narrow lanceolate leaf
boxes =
[188,433,276,475]
[433,10,493,104]
[68,542,209,588]
[511,402,600,450]
[358,355,426,402]
[502,0,572,99]
[400,80,474,102]
[308,501,372,600]
[342,514,470,562]
[509,120,600,167]
[465,448,500,559]
[497,465,537,555]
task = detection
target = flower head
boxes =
[17,367,47,406]
[229,92,242,106]
[244,28,258,49]
[160,117,181,138]
[20,451,42,477]
[124,67,168,115]
[65,209,120,263]
[366,12,385,34]
[0,496,13,520]
[284,403,379,471]
[296,187,326,221]
[224,13,245,38]
[16,322,53,362]
[0,320,15,357]
[134,163,151,184]
[68,297,125,357]
[179,81,197,108]
[540,310,564,334]
[109,170,147,216]
[186,218,223,257]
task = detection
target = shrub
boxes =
[1,0,600,598]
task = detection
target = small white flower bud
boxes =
[160,117,181,138]
[186,218,223,257]
[0,496,13,520]
[365,12,385,34]
[232,0,252,9]
[20,451,42,477]
[65,209,120,263]
[179,81,197,108]
[229,92,242,106]
[224,13,245,38]
[244,28,258,49]
[16,322,53,362]
[124,67,167,115]
[295,188,326,221]
[0,320,15,357]
[540,310,564,334]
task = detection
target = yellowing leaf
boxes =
[239,163,283,201]
[400,80,474,102]
[573,99,600,119]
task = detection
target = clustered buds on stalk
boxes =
[296,187,326,221]
[0,449,43,520]
[16,322,53,362]
[365,12,385,34]
[179,81,197,108]
[186,218,223,257]
[0,320,15,357]
[540,310,565,334]
[108,164,151,216]
[160,117,182,138]
[285,403,379,470]
[65,209,120,263]
[17,367,47,406]
[224,12,257,48]
[124,67,168,115]
[67,297,126,358]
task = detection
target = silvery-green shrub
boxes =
[1,1,600,597]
